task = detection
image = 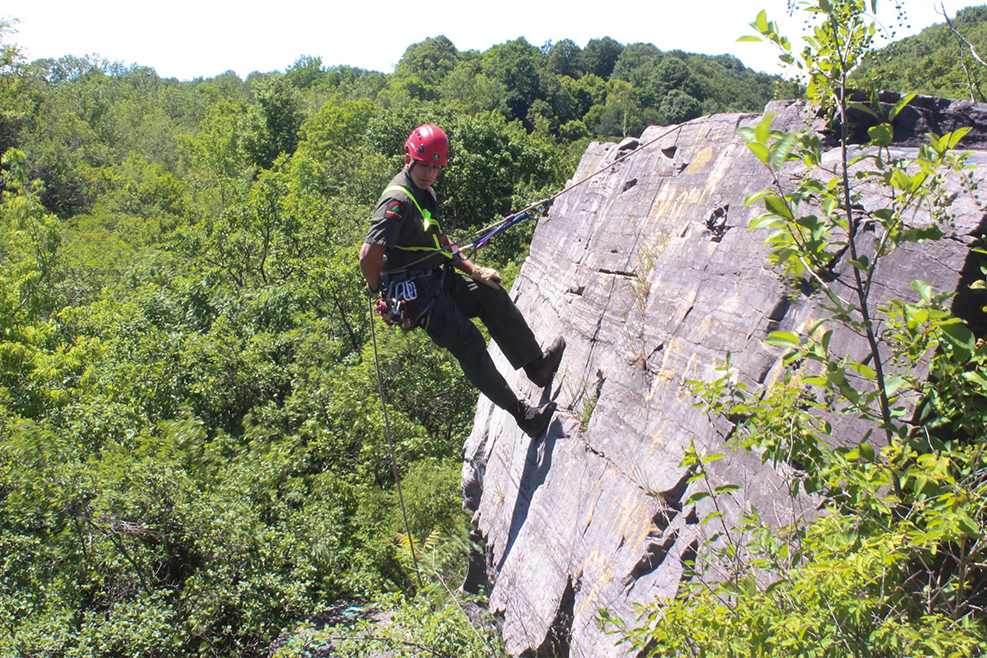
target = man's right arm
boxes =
[359,242,387,293]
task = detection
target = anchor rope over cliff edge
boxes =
[398,123,687,272]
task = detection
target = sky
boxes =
[2,0,984,81]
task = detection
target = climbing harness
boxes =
[376,266,446,332]
[368,296,424,589]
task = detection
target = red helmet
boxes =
[405,125,449,166]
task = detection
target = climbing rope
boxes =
[362,121,690,587]
[367,296,424,589]
[400,123,686,270]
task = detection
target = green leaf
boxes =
[766,331,801,349]
[755,113,773,144]
[754,9,769,33]
[746,141,771,165]
[848,361,876,380]
[859,442,875,461]
[867,123,893,147]
[848,102,880,119]
[888,93,915,122]
[846,256,870,271]
[744,189,772,207]
[940,320,976,353]
[684,491,710,506]
[947,126,972,149]
[957,513,980,535]
[763,194,794,220]
[900,226,944,243]
[770,133,797,170]
[911,280,934,302]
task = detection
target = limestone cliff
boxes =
[461,98,987,657]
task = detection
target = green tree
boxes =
[245,75,303,169]
[654,55,701,100]
[546,38,583,78]
[660,88,702,124]
[578,36,624,79]
[0,18,27,155]
[285,54,325,89]
[482,37,546,125]
[560,72,608,118]
[611,42,662,88]
[395,36,461,88]
[853,5,987,101]
[179,99,253,212]
[439,58,511,116]
[586,79,659,139]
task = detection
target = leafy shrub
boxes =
[604,1,987,656]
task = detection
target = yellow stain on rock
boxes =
[676,352,699,403]
[685,145,714,175]
[646,337,681,404]
[575,549,612,623]
[581,474,608,530]
[643,182,705,236]
[614,489,653,556]
[574,488,655,623]
[646,428,666,460]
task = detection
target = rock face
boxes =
[460,98,987,657]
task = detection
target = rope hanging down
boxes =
[367,296,424,589]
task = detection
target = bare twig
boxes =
[939,3,987,102]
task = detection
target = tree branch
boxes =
[939,2,987,102]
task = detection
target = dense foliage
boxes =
[605,1,987,656]
[853,4,987,100]
[0,18,784,657]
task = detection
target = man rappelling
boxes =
[359,124,565,438]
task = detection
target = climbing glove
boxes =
[471,266,502,289]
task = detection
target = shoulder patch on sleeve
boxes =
[384,200,404,220]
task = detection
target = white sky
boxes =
[1,0,983,81]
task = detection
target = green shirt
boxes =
[365,170,450,273]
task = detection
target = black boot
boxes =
[510,399,557,438]
[524,336,566,388]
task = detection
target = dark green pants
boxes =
[404,269,542,410]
